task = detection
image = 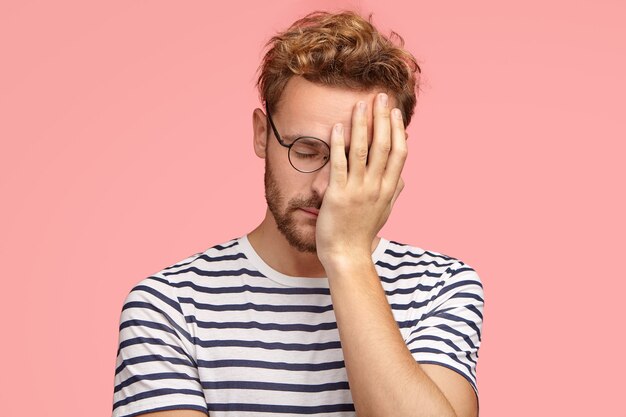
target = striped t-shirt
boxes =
[113,235,484,417]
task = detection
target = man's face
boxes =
[259,76,397,253]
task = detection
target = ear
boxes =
[252,108,268,158]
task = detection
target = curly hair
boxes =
[256,10,421,126]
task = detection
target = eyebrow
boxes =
[282,133,326,142]
[281,133,303,141]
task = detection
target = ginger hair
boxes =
[256,10,421,126]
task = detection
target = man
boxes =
[113,10,484,417]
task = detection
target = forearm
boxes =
[326,255,457,417]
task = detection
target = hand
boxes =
[315,93,407,268]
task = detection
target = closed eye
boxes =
[293,152,318,159]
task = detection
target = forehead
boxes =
[273,76,395,142]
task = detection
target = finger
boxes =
[380,177,404,231]
[347,100,369,181]
[390,176,405,208]
[382,108,408,192]
[366,93,392,180]
[329,123,348,187]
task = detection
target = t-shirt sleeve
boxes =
[405,261,484,396]
[112,276,208,417]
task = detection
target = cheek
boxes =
[269,161,305,193]
[266,147,317,196]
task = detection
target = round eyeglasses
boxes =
[266,106,331,173]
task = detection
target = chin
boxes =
[282,227,317,254]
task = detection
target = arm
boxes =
[113,277,208,417]
[315,93,478,417]
[325,258,477,417]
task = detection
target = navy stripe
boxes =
[163,252,248,271]
[162,254,204,271]
[164,266,265,278]
[448,266,475,276]
[376,259,452,270]
[438,279,484,297]
[132,285,182,314]
[186,317,338,332]
[213,240,240,250]
[167,281,330,296]
[117,337,193,364]
[383,248,453,262]
[434,311,482,339]
[115,371,198,393]
[383,281,444,296]
[397,319,417,329]
[115,354,195,376]
[119,319,178,336]
[390,289,446,311]
[196,358,345,372]
[409,323,478,350]
[119,316,194,350]
[196,252,248,263]
[390,298,436,311]
[206,402,355,414]
[190,338,342,351]
[379,269,445,283]
[466,304,484,320]
[406,334,465,354]
[394,306,458,329]
[201,380,349,393]
[122,301,178,319]
[113,388,205,409]
[386,242,455,261]
[423,250,454,261]
[418,306,457,322]
[443,291,484,304]
[410,346,474,376]
[146,276,170,286]
[120,317,195,346]
[179,297,334,313]
[121,301,195,344]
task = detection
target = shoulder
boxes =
[124,237,248,304]
[378,239,460,269]
[158,237,246,277]
[378,239,481,280]
[376,239,483,305]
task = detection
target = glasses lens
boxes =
[289,138,330,173]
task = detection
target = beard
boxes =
[264,159,322,253]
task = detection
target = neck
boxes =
[248,209,327,277]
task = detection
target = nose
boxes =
[310,161,332,201]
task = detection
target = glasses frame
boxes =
[265,105,331,173]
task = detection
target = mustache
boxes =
[287,194,322,211]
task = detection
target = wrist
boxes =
[320,250,374,277]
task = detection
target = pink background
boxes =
[1,0,624,416]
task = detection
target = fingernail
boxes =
[358,101,366,114]
[393,108,403,119]
[379,93,388,107]
[335,123,343,134]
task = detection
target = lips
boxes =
[299,207,320,216]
